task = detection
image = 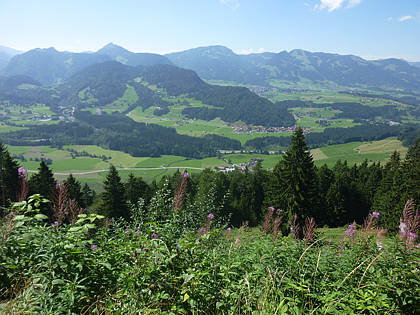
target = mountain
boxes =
[3,47,111,85]
[0,45,21,72]
[409,62,420,69]
[166,46,420,91]
[166,45,266,84]
[59,61,295,127]
[97,43,172,67]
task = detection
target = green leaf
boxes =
[13,215,26,221]
[52,279,65,285]
[183,293,190,302]
[34,214,48,221]
[15,221,25,228]
[69,226,83,232]
[100,262,112,270]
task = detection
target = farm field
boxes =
[261,89,410,108]
[0,103,59,127]
[5,137,408,189]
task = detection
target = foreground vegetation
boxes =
[1,195,419,314]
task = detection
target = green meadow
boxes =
[5,137,408,189]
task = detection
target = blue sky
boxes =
[1,0,419,60]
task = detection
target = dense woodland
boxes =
[1,129,418,234]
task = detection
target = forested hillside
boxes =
[54,61,296,127]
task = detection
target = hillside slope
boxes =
[166,46,420,91]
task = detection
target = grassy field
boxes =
[261,89,409,108]
[313,137,408,167]
[0,103,58,127]
[128,104,294,145]
[5,137,408,189]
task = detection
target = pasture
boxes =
[5,137,408,189]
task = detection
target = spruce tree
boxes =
[65,174,82,206]
[0,142,20,210]
[124,173,150,206]
[372,151,407,231]
[404,137,420,203]
[275,128,318,237]
[28,160,56,199]
[102,165,128,219]
[81,183,95,208]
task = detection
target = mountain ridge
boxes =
[166,45,420,91]
[1,43,420,92]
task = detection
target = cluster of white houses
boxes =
[233,124,310,134]
[216,158,264,173]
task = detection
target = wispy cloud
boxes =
[315,0,362,12]
[388,13,419,23]
[220,0,240,11]
[347,0,362,8]
[398,15,414,22]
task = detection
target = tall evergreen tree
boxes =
[102,165,128,219]
[0,142,20,211]
[373,151,407,231]
[275,128,318,237]
[125,173,150,206]
[403,137,420,203]
[65,174,82,205]
[28,160,56,199]
[80,183,95,208]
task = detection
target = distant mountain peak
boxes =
[0,45,22,56]
[97,43,130,55]
[96,43,172,67]
[166,45,237,58]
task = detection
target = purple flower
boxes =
[227,227,232,231]
[207,213,214,220]
[18,167,27,178]
[183,172,189,178]
[408,232,417,240]
[151,232,158,239]
[198,227,206,234]
[91,244,98,250]
[51,221,59,227]
[268,206,275,212]
[136,230,141,237]
[145,247,149,252]
[345,223,357,238]
[371,211,380,219]
[124,228,129,233]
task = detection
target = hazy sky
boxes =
[1,0,419,60]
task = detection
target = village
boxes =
[232,124,311,134]
[215,157,265,173]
